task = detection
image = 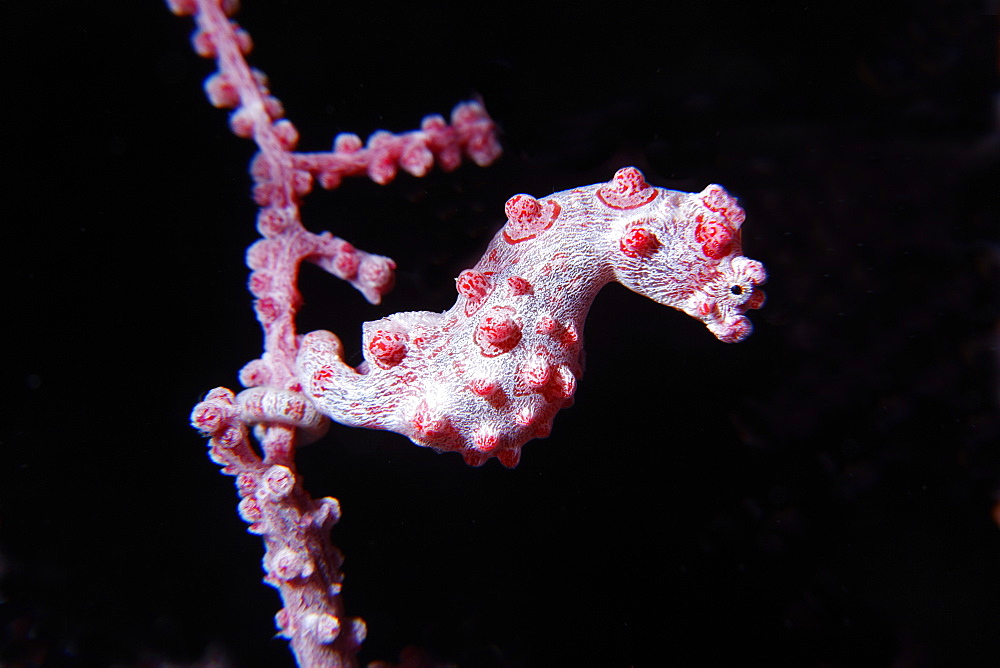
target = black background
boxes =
[3,0,1000,666]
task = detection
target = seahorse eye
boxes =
[730,284,744,296]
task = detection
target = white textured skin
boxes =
[292,167,766,467]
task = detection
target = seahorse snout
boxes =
[707,314,754,343]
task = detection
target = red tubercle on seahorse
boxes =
[368,330,407,369]
[597,166,658,209]
[474,306,523,356]
[502,194,562,243]
[700,183,746,226]
[620,221,661,258]
[694,214,734,259]
[456,269,493,315]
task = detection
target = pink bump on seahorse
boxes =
[287,166,766,467]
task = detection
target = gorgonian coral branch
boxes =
[171,0,501,665]
[173,3,766,666]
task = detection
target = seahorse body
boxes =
[290,167,766,466]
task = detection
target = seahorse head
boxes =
[679,184,767,342]
[609,177,767,343]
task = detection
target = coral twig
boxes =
[171,0,501,664]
